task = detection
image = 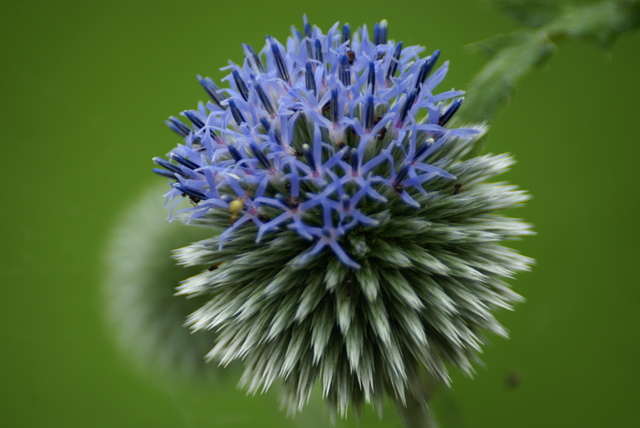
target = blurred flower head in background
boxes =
[103,185,223,382]
[153,16,533,418]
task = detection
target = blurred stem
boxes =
[395,373,439,428]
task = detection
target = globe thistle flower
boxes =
[153,17,533,418]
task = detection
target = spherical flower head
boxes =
[154,17,533,418]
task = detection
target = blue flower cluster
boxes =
[153,17,481,269]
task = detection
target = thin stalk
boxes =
[395,373,439,428]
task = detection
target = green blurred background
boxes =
[2,0,639,427]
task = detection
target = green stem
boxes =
[395,374,439,428]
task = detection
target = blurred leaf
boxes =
[460,0,640,155]
[546,0,640,45]
[459,30,555,125]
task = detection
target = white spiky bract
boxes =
[173,141,532,417]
